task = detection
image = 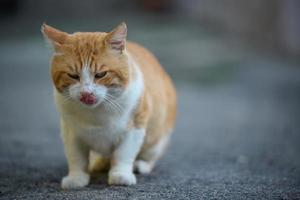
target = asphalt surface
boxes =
[1,26,300,199]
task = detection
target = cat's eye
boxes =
[67,73,80,80]
[95,71,107,79]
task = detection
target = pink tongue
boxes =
[80,95,96,105]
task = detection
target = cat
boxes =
[42,22,176,189]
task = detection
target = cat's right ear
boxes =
[105,22,127,54]
[41,23,69,49]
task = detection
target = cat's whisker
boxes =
[95,92,123,114]
[107,97,124,113]
[103,98,117,113]
[105,102,114,113]
[104,96,123,115]
[104,98,120,114]
[105,93,117,99]
[104,100,116,113]
[61,94,73,105]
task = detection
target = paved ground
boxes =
[0,17,300,199]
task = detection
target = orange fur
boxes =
[127,42,177,149]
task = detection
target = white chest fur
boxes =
[70,111,129,156]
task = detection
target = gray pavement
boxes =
[0,23,300,199]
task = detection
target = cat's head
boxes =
[42,22,131,108]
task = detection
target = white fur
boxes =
[55,56,145,188]
[109,128,145,185]
[81,67,92,86]
[61,171,90,189]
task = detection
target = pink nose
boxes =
[80,92,97,105]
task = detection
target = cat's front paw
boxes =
[61,172,90,189]
[108,170,136,186]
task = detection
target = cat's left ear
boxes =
[41,23,69,47]
[105,22,127,53]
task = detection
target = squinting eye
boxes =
[67,73,80,80]
[95,71,107,79]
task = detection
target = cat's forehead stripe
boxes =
[77,51,95,72]
[81,67,92,84]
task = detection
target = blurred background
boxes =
[0,0,299,199]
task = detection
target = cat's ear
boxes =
[105,22,127,53]
[41,23,69,47]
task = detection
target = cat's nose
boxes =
[80,92,97,105]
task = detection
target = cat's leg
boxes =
[60,121,90,189]
[108,128,145,185]
[134,133,170,174]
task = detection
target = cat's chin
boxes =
[79,100,102,109]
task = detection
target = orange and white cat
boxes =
[42,22,176,189]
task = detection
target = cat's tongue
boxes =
[80,94,97,105]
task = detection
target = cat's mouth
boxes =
[79,93,97,105]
